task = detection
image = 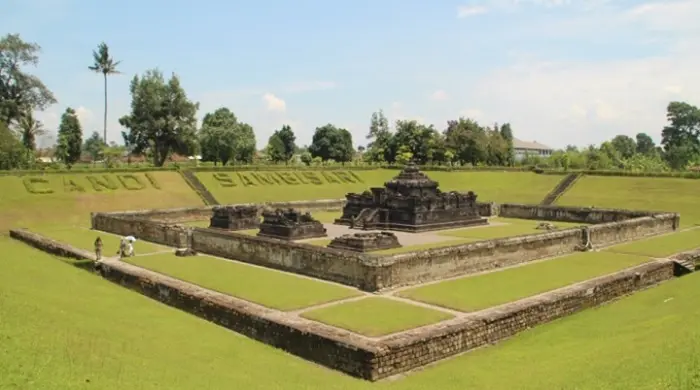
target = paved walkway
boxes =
[296,220,508,246]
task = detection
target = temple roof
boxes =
[384,162,439,190]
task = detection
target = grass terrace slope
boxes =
[557,175,700,227]
[0,172,204,231]
[195,169,562,204]
[3,236,700,389]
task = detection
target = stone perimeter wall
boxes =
[103,199,350,224]
[98,253,675,381]
[8,228,683,381]
[91,200,679,291]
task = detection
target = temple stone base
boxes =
[328,232,402,252]
[209,205,260,230]
[335,216,489,232]
[257,208,328,241]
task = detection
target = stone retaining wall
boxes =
[498,203,660,223]
[96,254,674,381]
[372,228,583,290]
[373,259,674,379]
[96,258,380,380]
[190,228,373,290]
[9,228,96,261]
[8,229,681,381]
[101,199,349,223]
[587,213,679,247]
[91,214,190,248]
[91,201,679,291]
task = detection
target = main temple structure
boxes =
[335,162,488,232]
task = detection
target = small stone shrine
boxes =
[257,208,328,241]
[335,162,488,232]
[209,205,260,230]
[328,231,402,252]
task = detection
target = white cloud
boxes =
[451,0,700,148]
[459,109,484,120]
[457,5,488,17]
[262,93,287,112]
[430,90,449,101]
[74,106,93,126]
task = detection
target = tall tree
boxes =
[119,69,199,166]
[499,123,515,166]
[199,107,256,165]
[635,133,656,155]
[661,101,700,153]
[309,124,354,162]
[444,117,488,165]
[0,120,29,169]
[88,42,121,143]
[365,109,392,163]
[276,125,297,163]
[16,111,45,151]
[0,34,57,125]
[83,131,106,163]
[393,120,443,165]
[266,132,287,163]
[610,135,637,159]
[55,107,83,166]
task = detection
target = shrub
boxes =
[23,177,54,194]
[116,174,147,190]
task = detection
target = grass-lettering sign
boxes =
[211,171,364,188]
[23,173,162,194]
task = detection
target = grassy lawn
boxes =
[125,253,361,310]
[0,172,204,231]
[557,175,700,227]
[439,218,586,240]
[3,236,700,389]
[605,228,700,257]
[196,170,562,205]
[300,297,453,337]
[33,227,167,254]
[399,251,651,312]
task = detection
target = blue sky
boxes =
[3,0,698,149]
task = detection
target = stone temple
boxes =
[335,162,488,232]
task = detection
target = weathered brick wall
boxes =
[190,228,374,290]
[9,228,96,261]
[91,202,678,292]
[102,199,349,223]
[91,213,190,248]
[96,259,379,380]
[95,254,675,381]
[588,213,678,247]
[498,203,658,223]
[371,228,583,290]
[372,260,675,379]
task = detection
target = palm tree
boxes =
[17,112,46,151]
[88,42,120,144]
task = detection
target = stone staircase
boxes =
[352,208,379,229]
[180,170,220,206]
[673,258,696,276]
[541,173,582,206]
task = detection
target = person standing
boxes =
[94,237,103,260]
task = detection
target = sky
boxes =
[3,0,699,149]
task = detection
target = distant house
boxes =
[513,138,553,161]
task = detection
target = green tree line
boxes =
[2,33,699,172]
